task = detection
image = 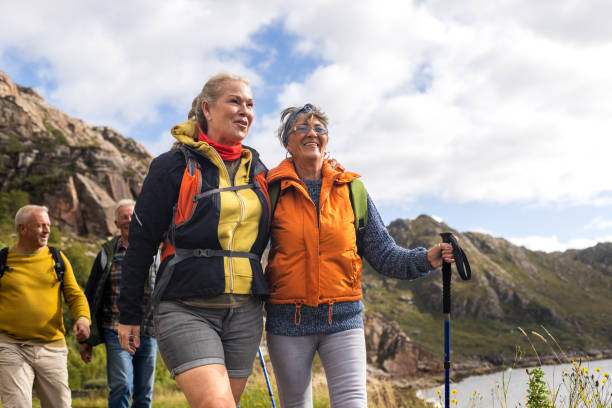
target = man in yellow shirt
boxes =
[0,205,91,408]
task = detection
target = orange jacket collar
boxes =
[268,158,360,185]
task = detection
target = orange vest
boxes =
[265,158,362,308]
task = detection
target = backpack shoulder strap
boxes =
[48,246,65,286]
[349,179,368,233]
[0,247,9,279]
[179,145,199,175]
[99,248,108,272]
[268,181,280,217]
[244,145,268,177]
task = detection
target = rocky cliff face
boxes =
[0,70,152,236]
[362,215,612,364]
[364,310,441,381]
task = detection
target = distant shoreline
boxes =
[407,349,612,389]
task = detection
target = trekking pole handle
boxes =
[440,232,453,314]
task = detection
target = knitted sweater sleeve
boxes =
[359,193,430,280]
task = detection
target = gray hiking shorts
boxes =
[154,298,263,378]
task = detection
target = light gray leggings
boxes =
[266,328,367,408]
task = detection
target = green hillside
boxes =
[362,215,612,373]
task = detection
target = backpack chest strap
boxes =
[170,247,260,266]
[192,184,256,202]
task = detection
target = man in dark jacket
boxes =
[80,199,158,407]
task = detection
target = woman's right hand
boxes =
[427,242,455,269]
[118,323,141,355]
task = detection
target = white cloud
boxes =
[2,0,612,212]
[251,0,612,208]
[0,0,287,134]
[145,130,175,158]
[585,217,612,231]
[431,215,443,223]
[507,234,608,253]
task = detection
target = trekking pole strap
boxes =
[440,232,471,280]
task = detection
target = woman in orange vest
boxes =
[117,73,270,407]
[265,103,456,407]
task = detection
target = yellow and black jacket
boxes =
[118,121,270,326]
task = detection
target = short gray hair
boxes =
[15,205,49,230]
[193,73,251,134]
[277,104,329,147]
[115,199,135,220]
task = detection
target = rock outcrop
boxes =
[364,310,441,380]
[0,70,152,236]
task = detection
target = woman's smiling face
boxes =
[202,80,254,145]
[286,115,328,165]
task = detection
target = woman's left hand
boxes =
[427,241,456,269]
[327,157,345,172]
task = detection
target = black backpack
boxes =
[0,246,65,287]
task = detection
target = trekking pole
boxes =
[258,347,277,408]
[440,232,471,408]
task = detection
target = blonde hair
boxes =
[193,73,251,133]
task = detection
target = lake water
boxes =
[419,358,612,407]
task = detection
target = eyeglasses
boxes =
[292,124,328,135]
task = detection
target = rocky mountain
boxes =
[0,70,152,236]
[362,215,612,375]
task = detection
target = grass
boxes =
[426,328,612,408]
[517,328,612,408]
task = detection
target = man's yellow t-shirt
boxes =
[0,246,90,343]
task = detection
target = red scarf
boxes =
[198,128,242,161]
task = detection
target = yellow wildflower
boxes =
[452,389,457,395]
[436,389,441,395]
[595,368,600,373]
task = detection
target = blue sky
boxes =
[2,0,612,252]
